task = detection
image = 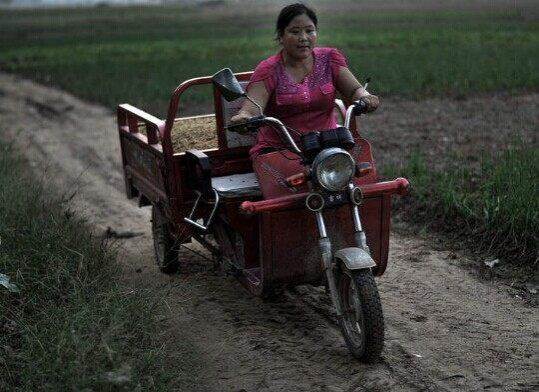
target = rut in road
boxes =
[1,72,537,392]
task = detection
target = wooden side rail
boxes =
[117,103,165,145]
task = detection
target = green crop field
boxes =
[0,5,538,115]
[0,3,536,267]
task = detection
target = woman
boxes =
[230,3,379,159]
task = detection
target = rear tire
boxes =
[151,205,180,274]
[338,268,384,362]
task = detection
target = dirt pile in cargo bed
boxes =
[1,71,537,392]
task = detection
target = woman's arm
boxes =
[230,81,270,124]
[336,67,379,112]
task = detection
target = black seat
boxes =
[211,173,261,199]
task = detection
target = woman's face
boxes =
[280,14,317,61]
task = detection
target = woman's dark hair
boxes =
[276,3,318,38]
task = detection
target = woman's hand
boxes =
[336,68,380,113]
[229,111,254,134]
[230,112,252,125]
[360,94,380,113]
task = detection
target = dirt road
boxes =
[1,72,537,391]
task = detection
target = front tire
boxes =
[338,268,384,362]
[151,205,180,274]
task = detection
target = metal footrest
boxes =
[183,189,220,232]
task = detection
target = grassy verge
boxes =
[0,141,207,391]
[386,142,538,267]
[0,5,537,115]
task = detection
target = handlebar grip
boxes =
[353,100,367,116]
[246,115,265,129]
[226,115,265,133]
[226,122,250,133]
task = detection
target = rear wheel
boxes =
[338,267,384,362]
[151,205,180,274]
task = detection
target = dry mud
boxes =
[1,72,537,391]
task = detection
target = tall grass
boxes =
[0,141,207,390]
[391,143,538,265]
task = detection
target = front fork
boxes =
[315,195,368,317]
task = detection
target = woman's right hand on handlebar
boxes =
[230,111,252,125]
[229,111,254,134]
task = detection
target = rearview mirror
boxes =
[212,68,246,102]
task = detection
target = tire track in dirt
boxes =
[1,72,537,391]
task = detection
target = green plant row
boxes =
[0,141,206,391]
[389,143,538,265]
[0,6,537,115]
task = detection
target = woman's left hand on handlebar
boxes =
[360,94,380,113]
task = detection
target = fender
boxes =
[334,247,376,270]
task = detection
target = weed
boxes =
[0,141,207,390]
[387,142,538,266]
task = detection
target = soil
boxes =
[1,71,537,391]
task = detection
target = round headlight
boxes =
[312,148,355,191]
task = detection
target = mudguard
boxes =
[334,247,376,270]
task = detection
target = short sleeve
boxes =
[329,48,348,80]
[247,58,276,94]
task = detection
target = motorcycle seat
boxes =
[211,172,262,199]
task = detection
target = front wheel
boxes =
[151,205,180,274]
[338,267,384,362]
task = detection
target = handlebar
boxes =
[227,116,302,155]
[344,100,367,130]
[225,115,266,133]
[228,99,369,156]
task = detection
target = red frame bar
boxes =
[239,178,409,215]
[117,103,164,145]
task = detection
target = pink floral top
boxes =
[247,47,348,158]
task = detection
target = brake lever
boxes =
[363,77,370,91]
[352,77,371,116]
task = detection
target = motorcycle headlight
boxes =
[312,148,355,191]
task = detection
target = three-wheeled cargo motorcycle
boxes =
[116,68,409,362]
